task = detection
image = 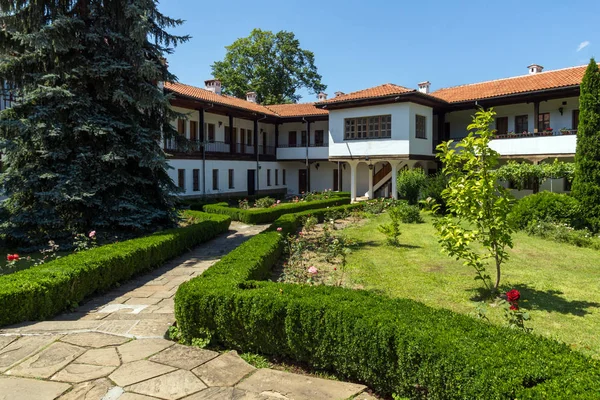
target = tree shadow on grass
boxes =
[468,284,600,316]
[353,240,421,250]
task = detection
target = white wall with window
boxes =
[328,102,433,158]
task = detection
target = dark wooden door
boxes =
[298,170,307,193]
[333,169,339,191]
[240,129,246,153]
[247,169,256,196]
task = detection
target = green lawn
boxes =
[342,213,600,358]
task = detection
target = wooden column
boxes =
[229,114,234,154]
[533,101,540,133]
[306,120,311,192]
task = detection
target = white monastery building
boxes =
[163,64,584,200]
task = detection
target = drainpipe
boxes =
[302,117,310,192]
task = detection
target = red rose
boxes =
[6,254,13,261]
[12,254,19,261]
[510,304,519,311]
[506,289,520,302]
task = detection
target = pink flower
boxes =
[277,200,281,204]
[276,227,283,232]
[299,231,304,236]
[89,230,96,238]
[308,266,318,275]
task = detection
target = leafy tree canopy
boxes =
[211,29,326,105]
[0,0,189,248]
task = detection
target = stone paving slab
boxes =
[125,369,207,400]
[56,378,113,400]
[0,336,17,351]
[192,351,255,387]
[0,376,71,400]
[51,363,116,383]
[60,332,130,348]
[109,359,176,387]
[76,347,121,367]
[6,342,85,379]
[149,344,218,370]
[183,387,271,400]
[235,369,367,400]
[117,338,173,363]
[0,335,62,372]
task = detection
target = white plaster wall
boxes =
[277,146,329,160]
[408,103,434,156]
[490,135,576,156]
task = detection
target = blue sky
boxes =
[158,0,598,102]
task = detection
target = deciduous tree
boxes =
[211,29,326,105]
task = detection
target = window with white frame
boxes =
[344,115,391,139]
[415,115,427,139]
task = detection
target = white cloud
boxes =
[577,41,590,52]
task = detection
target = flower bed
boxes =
[0,211,231,327]
[203,196,351,224]
[175,205,600,399]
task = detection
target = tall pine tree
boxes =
[0,0,189,247]
[572,59,600,231]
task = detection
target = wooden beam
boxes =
[533,101,540,133]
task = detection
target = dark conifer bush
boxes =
[0,1,189,247]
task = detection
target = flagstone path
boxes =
[0,222,372,400]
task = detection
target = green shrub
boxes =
[254,197,276,208]
[175,206,600,399]
[395,202,424,223]
[0,211,230,327]
[396,169,426,205]
[378,207,402,246]
[509,192,583,230]
[204,197,350,224]
[525,221,600,249]
[420,172,448,214]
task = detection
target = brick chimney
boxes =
[246,91,257,103]
[205,79,222,95]
[418,81,431,94]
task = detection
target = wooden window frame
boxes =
[267,169,271,186]
[228,169,234,189]
[344,115,392,140]
[177,119,186,136]
[177,169,185,191]
[212,169,219,191]
[315,130,324,146]
[415,115,427,139]
[495,117,508,135]
[275,169,279,186]
[288,131,297,147]
[515,115,528,134]
[572,109,580,131]
[207,123,215,143]
[190,121,198,141]
[283,169,286,185]
[192,169,200,192]
[537,112,551,132]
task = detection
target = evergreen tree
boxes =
[572,59,600,231]
[0,0,189,248]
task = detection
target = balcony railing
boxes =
[493,129,577,139]
[163,139,279,157]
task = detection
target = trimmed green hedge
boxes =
[175,206,600,399]
[0,211,231,327]
[203,197,351,224]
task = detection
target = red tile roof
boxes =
[430,65,586,103]
[165,81,328,118]
[265,103,328,117]
[164,81,278,116]
[316,83,416,105]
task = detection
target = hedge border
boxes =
[203,196,351,224]
[0,211,231,327]
[175,205,600,399]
